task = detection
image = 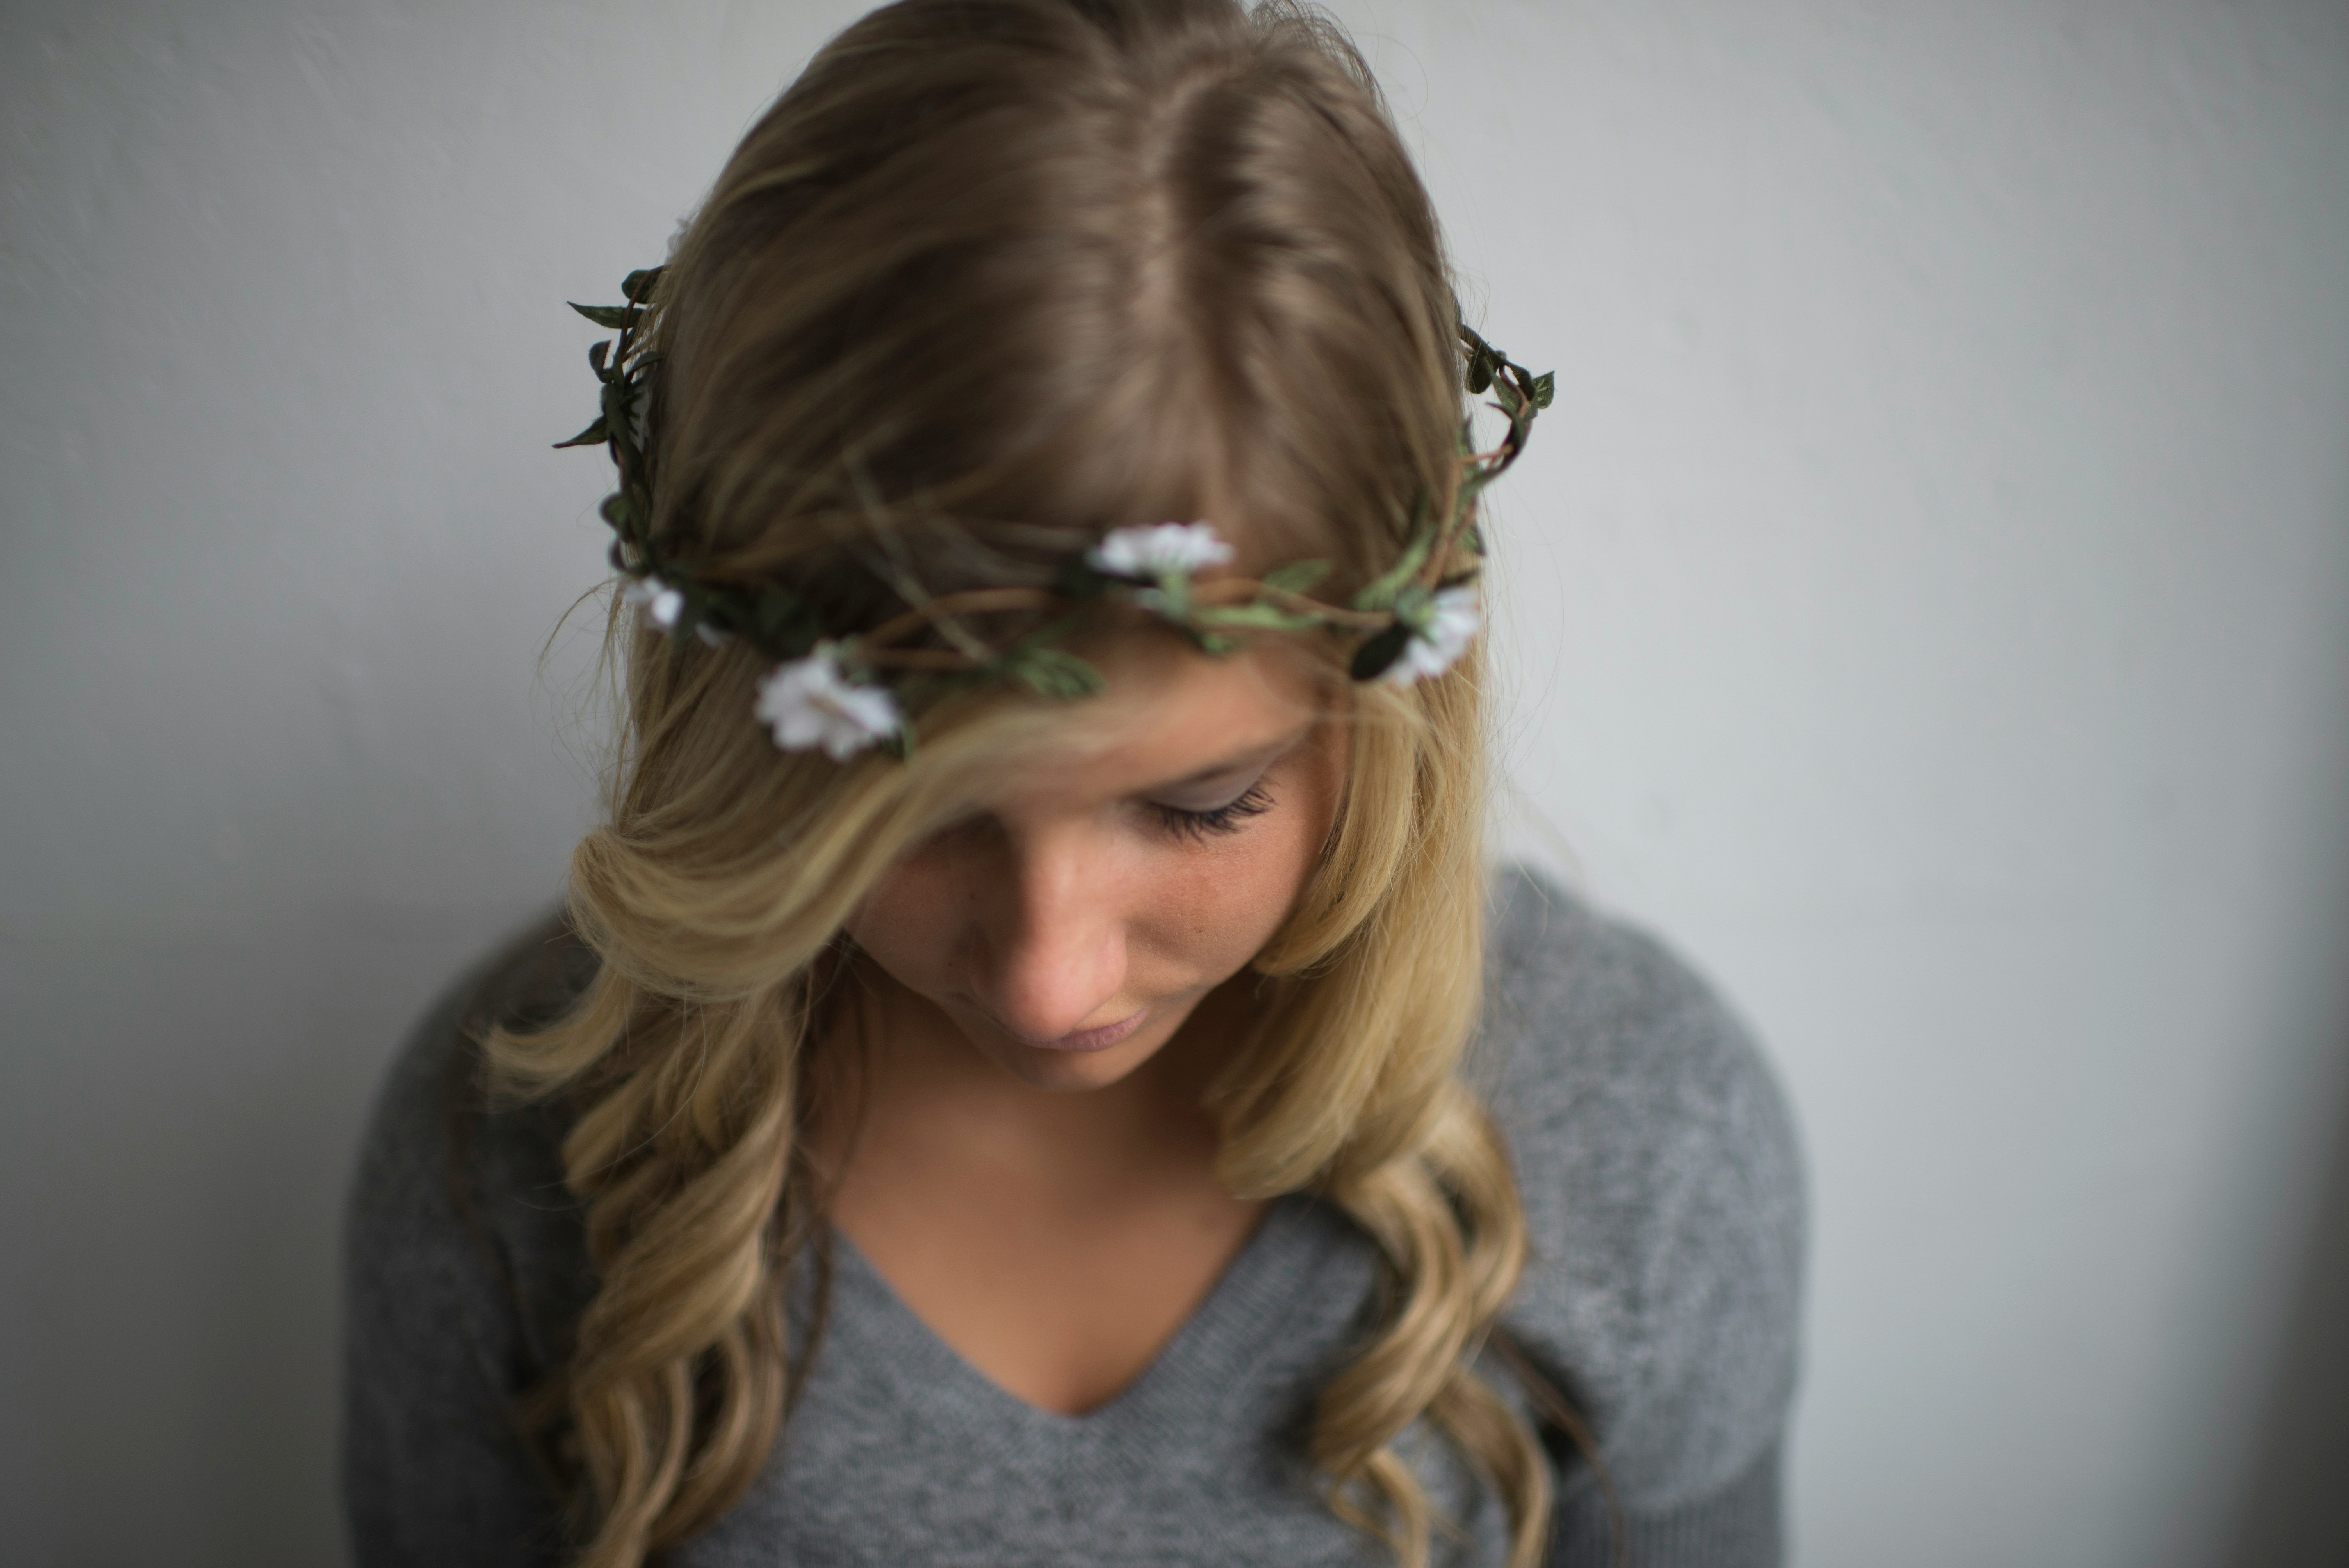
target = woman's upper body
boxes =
[339,1,1807,1561]
[342,863,1804,1567]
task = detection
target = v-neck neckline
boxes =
[823,1191,1333,1467]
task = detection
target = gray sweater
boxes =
[342,868,1804,1566]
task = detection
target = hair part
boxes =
[487,3,1562,1564]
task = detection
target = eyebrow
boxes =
[1141,722,1315,795]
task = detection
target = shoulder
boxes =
[341,916,601,1561]
[344,912,599,1388]
[1475,864,1806,1510]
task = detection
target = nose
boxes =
[971,820,1131,1042]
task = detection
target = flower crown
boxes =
[559,267,1552,761]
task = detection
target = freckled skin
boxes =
[827,641,1348,1415]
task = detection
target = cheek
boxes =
[1140,763,1338,975]
[1141,820,1319,968]
[845,853,968,989]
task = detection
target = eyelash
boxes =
[1153,784,1275,842]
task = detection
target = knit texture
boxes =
[340,866,1804,1566]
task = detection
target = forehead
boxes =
[983,638,1324,808]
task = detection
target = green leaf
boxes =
[1194,602,1324,632]
[553,415,609,449]
[1349,623,1412,682]
[622,267,664,303]
[1002,645,1104,700]
[1133,583,1189,622]
[752,586,822,659]
[1531,370,1556,409]
[570,302,631,329]
[1057,556,1113,600]
[1391,581,1434,630]
[588,340,611,379]
[599,490,641,531]
[1460,323,1499,394]
[1350,528,1433,613]
[1261,559,1333,595]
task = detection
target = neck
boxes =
[808,959,1275,1419]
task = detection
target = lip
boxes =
[1014,1008,1150,1054]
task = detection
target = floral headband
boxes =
[560,267,1552,761]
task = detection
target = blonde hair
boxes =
[487,1,1558,1563]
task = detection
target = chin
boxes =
[987,1050,1124,1092]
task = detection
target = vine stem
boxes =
[856,574,1399,668]
[584,291,1536,682]
[1221,581,1390,629]
[863,588,1060,649]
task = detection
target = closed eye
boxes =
[1151,783,1275,842]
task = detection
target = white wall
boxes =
[2,2,2343,1564]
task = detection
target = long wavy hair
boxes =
[486,2,1558,1563]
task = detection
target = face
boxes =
[844,639,1345,1093]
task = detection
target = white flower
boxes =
[622,576,683,631]
[753,645,902,761]
[1087,520,1235,579]
[1381,584,1481,686]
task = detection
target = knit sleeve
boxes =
[1477,868,1807,1568]
[339,922,592,1568]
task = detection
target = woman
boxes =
[340,2,1804,1564]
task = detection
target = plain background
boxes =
[4,0,2345,1563]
